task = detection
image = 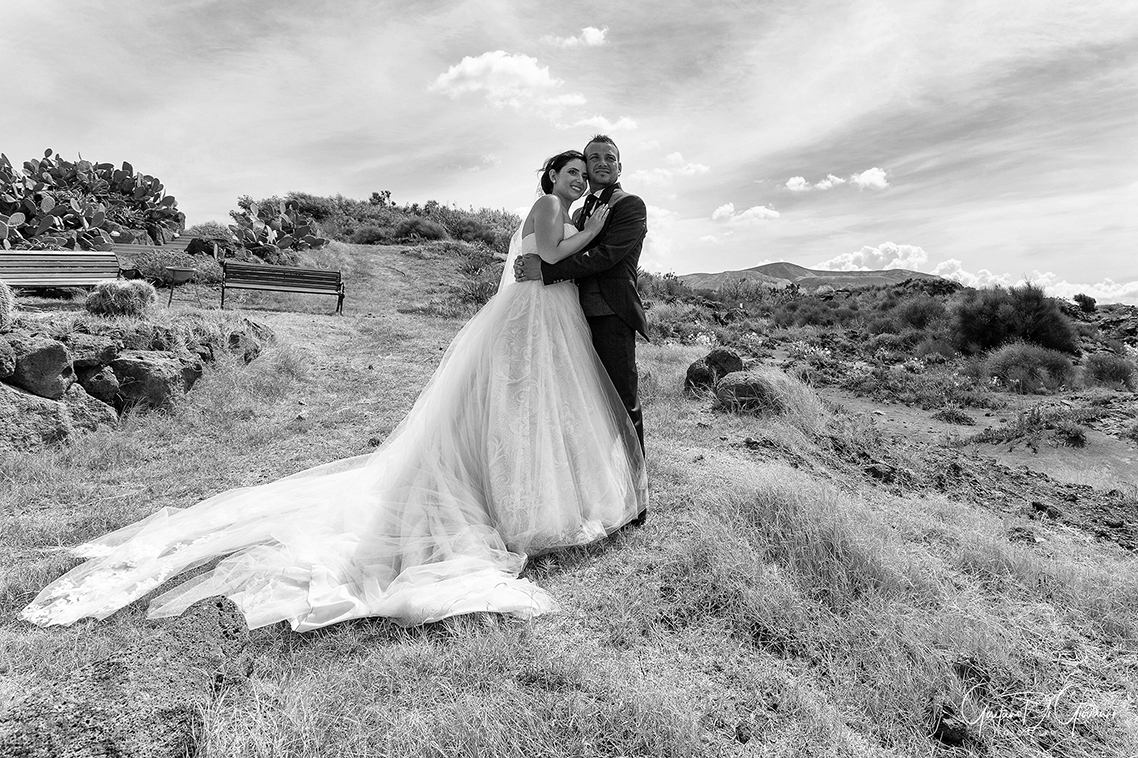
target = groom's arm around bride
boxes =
[516,135,649,465]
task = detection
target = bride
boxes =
[20,150,647,631]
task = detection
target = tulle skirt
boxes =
[20,276,647,631]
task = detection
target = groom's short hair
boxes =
[584,134,619,161]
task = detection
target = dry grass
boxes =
[2,243,1137,756]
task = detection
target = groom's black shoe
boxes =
[629,509,648,526]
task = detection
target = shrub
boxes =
[895,294,946,330]
[932,407,974,425]
[459,280,497,306]
[0,149,184,251]
[228,197,328,263]
[351,225,394,245]
[1007,282,1079,353]
[951,283,1078,355]
[185,220,233,240]
[716,277,774,307]
[84,279,157,317]
[393,217,448,241]
[639,271,696,303]
[1084,352,1136,390]
[984,341,1074,394]
[648,301,711,342]
[1125,422,1138,443]
[1073,293,1096,313]
[1053,419,1087,447]
[0,278,14,331]
[124,249,223,285]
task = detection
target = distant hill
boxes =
[679,262,944,292]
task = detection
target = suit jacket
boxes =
[541,186,649,339]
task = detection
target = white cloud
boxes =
[429,51,580,110]
[929,259,1011,287]
[641,205,679,271]
[543,26,608,48]
[925,261,1138,305]
[815,242,928,271]
[628,168,674,186]
[712,202,779,223]
[851,167,889,189]
[786,173,858,191]
[627,155,709,187]
[568,114,637,131]
[1035,276,1138,305]
[468,153,501,172]
[815,174,846,190]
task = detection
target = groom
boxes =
[515,134,649,474]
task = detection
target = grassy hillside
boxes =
[2,241,1137,757]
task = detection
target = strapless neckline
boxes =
[523,222,577,241]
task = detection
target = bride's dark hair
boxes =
[539,150,585,194]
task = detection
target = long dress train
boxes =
[20,224,647,631]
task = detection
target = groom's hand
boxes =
[514,254,543,282]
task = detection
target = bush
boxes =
[1073,293,1096,313]
[0,149,184,251]
[951,283,1078,355]
[85,279,157,317]
[984,341,1074,394]
[1084,352,1136,390]
[0,279,14,331]
[185,220,233,240]
[124,249,223,285]
[1053,419,1087,447]
[639,271,696,303]
[393,217,448,241]
[894,294,947,330]
[351,225,394,245]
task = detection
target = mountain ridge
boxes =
[679,262,944,291]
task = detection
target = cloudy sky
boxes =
[4,0,1136,302]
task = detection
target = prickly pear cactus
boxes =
[0,278,15,332]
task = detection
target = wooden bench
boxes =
[0,251,122,288]
[221,260,345,314]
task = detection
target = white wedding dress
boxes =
[20,224,647,631]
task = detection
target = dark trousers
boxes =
[587,314,644,454]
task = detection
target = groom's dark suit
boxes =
[539,182,648,453]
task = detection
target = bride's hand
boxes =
[583,204,609,235]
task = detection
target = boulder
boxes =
[716,369,791,415]
[227,331,262,363]
[0,336,14,380]
[0,382,71,453]
[185,237,218,257]
[58,332,119,370]
[685,359,715,393]
[0,598,250,758]
[685,347,745,393]
[77,365,120,406]
[706,347,744,377]
[226,318,274,363]
[110,350,198,410]
[6,334,74,399]
[62,383,118,432]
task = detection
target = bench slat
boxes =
[221,260,345,314]
[0,252,121,287]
